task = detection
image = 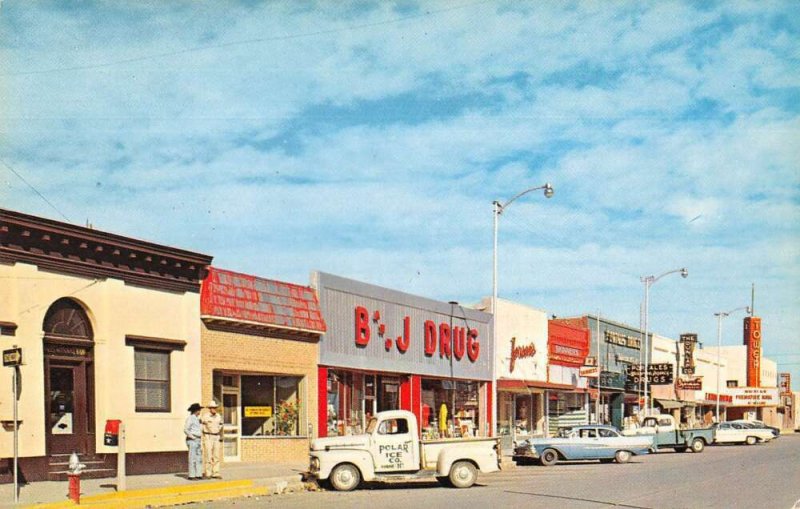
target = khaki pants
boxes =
[203,434,221,478]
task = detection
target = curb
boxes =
[23,477,308,509]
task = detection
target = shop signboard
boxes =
[728,387,779,407]
[313,272,493,381]
[677,377,703,391]
[680,333,697,375]
[580,365,599,377]
[779,372,791,395]
[625,363,673,389]
[589,370,626,390]
[244,406,272,418]
[548,321,589,367]
[743,317,762,387]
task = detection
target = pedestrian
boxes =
[184,403,203,480]
[202,400,223,479]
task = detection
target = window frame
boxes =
[133,347,172,413]
[126,335,184,414]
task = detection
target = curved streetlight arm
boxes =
[714,306,751,318]
[494,183,554,214]
[641,267,689,285]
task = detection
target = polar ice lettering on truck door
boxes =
[372,418,416,472]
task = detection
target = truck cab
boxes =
[309,410,500,491]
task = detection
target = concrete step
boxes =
[47,468,116,482]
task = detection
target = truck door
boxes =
[371,417,419,473]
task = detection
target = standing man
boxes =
[202,400,223,479]
[184,403,203,480]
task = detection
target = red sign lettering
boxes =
[439,323,451,358]
[355,306,370,346]
[467,328,480,362]
[424,320,437,356]
[453,327,466,360]
[355,307,481,362]
[509,337,537,373]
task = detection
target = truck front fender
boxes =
[316,450,376,481]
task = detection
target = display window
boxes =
[213,372,305,441]
[420,379,481,439]
[326,369,403,436]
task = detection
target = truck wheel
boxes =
[690,438,705,453]
[330,464,361,492]
[448,461,477,489]
[745,436,757,446]
[540,449,559,466]
[614,450,631,464]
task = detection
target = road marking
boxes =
[504,489,654,508]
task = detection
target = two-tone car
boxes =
[513,425,653,466]
[713,421,776,445]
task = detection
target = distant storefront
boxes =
[313,272,493,439]
[488,299,549,447]
[200,267,326,463]
[552,315,647,430]
[546,320,590,434]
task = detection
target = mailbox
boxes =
[104,419,121,446]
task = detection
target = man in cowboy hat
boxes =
[183,403,203,480]
[201,400,223,478]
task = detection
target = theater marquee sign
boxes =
[728,387,779,407]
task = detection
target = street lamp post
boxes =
[492,183,554,436]
[713,306,750,422]
[641,267,688,415]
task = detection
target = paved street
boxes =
[205,434,800,509]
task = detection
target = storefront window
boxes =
[327,370,365,436]
[240,375,302,437]
[421,379,481,439]
[326,370,403,436]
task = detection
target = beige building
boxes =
[200,267,325,463]
[0,208,212,482]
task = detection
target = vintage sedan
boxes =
[731,419,780,438]
[513,425,654,466]
[713,421,775,445]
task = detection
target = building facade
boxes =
[199,267,326,463]
[487,299,549,447]
[313,272,493,439]
[552,315,648,429]
[0,208,211,482]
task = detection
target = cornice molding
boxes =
[1,208,213,293]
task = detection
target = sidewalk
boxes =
[0,461,309,508]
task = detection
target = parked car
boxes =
[513,425,653,466]
[731,419,780,437]
[713,421,775,445]
[308,410,500,491]
[621,414,714,453]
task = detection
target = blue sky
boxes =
[2,1,799,384]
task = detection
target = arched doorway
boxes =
[43,298,95,455]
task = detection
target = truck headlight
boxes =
[310,456,320,472]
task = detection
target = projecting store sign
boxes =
[680,333,697,375]
[626,363,673,388]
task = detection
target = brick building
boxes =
[200,267,326,463]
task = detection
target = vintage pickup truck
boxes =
[621,414,714,452]
[308,410,500,491]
